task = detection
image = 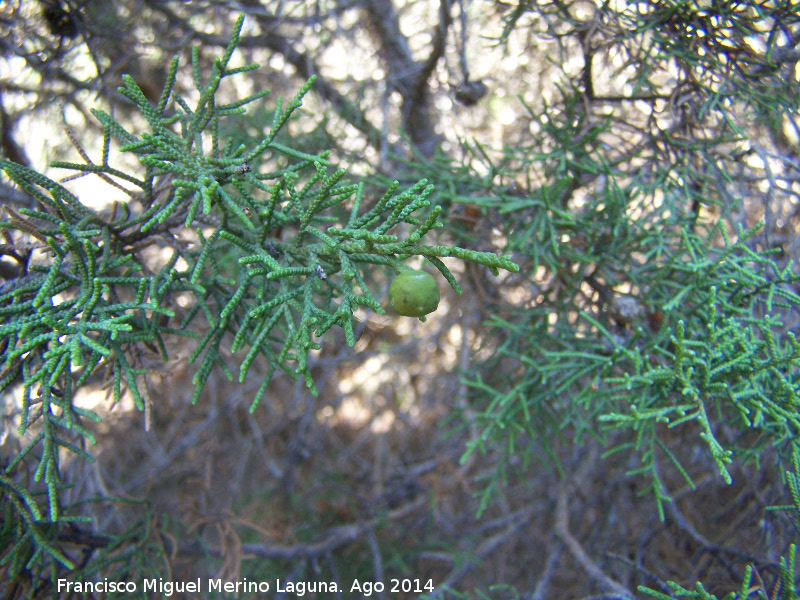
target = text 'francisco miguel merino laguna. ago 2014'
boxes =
[57,577,437,596]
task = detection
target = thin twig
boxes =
[555,484,634,599]
[530,541,562,600]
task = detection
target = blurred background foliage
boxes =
[1,0,800,598]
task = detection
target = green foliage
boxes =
[448,0,800,518]
[391,0,800,594]
[0,15,516,593]
[773,447,800,536]
[450,153,800,521]
[636,358,800,600]
[2,0,798,595]
[600,251,800,495]
[638,545,798,599]
[0,488,173,596]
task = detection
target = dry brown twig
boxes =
[555,482,635,599]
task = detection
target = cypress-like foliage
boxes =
[0,15,517,592]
